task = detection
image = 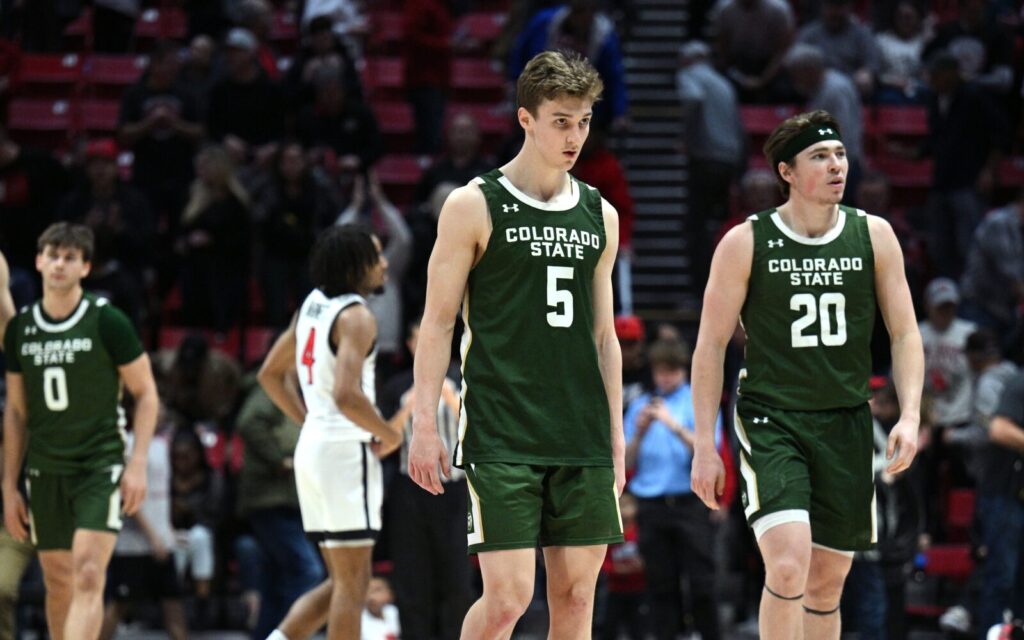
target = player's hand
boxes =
[691,445,726,510]
[886,418,919,475]
[121,460,147,516]
[2,488,29,542]
[371,428,403,459]
[408,427,450,496]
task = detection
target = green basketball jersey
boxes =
[454,169,611,467]
[4,292,144,474]
[739,206,876,411]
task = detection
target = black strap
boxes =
[803,603,841,616]
[764,584,803,601]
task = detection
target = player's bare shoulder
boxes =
[712,220,755,275]
[862,211,903,264]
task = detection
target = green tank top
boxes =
[739,206,875,411]
[455,169,611,467]
[4,292,144,473]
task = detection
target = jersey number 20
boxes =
[790,293,847,348]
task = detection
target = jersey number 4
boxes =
[301,328,316,383]
[790,293,847,348]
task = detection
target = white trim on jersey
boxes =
[295,289,376,442]
[496,174,580,211]
[751,509,809,540]
[32,297,93,333]
[769,209,847,246]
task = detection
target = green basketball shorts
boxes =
[464,463,624,553]
[734,396,876,552]
[25,465,123,551]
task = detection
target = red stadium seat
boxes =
[368,11,403,53]
[7,99,73,145]
[456,12,506,44]
[451,58,505,101]
[363,57,404,99]
[243,326,276,366]
[157,326,241,360]
[946,488,976,540]
[270,11,299,45]
[80,99,121,134]
[18,53,81,97]
[134,8,187,42]
[999,156,1024,187]
[63,8,93,49]
[447,102,513,136]
[873,157,933,188]
[374,101,415,152]
[84,54,146,91]
[740,105,799,135]
[875,105,928,137]
[376,153,424,205]
[924,545,974,581]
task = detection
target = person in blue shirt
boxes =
[624,338,722,640]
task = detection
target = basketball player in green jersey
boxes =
[690,110,924,640]
[409,50,625,639]
[1,223,159,640]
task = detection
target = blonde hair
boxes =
[516,50,603,116]
[183,145,250,223]
[762,110,841,198]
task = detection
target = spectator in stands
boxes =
[234,0,279,80]
[961,188,1024,337]
[414,112,493,205]
[624,339,721,640]
[923,0,1014,98]
[380,318,469,640]
[180,35,217,115]
[0,411,33,640]
[975,368,1024,634]
[176,145,252,333]
[599,491,647,640]
[796,0,880,97]
[0,125,69,292]
[57,138,155,272]
[573,128,637,311]
[250,139,339,327]
[207,28,286,165]
[616,314,651,409]
[118,40,203,259]
[404,0,453,156]
[338,174,413,383]
[405,181,458,326]
[676,40,744,290]
[100,417,188,640]
[922,51,1007,277]
[300,0,368,60]
[284,14,362,111]
[709,0,796,103]
[508,0,629,130]
[170,428,224,627]
[874,0,930,104]
[236,380,325,640]
[920,278,977,478]
[155,333,243,426]
[784,44,864,201]
[82,222,149,331]
[361,577,401,640]
[296,67,383,173]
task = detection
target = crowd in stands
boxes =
[1,0,1024,638]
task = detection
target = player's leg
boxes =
[539,466,624,640]
[37,551,73,640]
[460,548,536,640]
[756,522,812,640]
[63,529,117,640]
[802,546,853,639]
[542,544,606,639]
[321,543,374,640]
[0,525,34,640]
[98,599,126,640]
[274,577,332,640]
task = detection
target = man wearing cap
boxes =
[690,110,924,640]
[615,315,650,407]
[919,278,976,453]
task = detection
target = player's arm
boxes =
[2,372,30,541]
[330,304,401,451]
[258,316,307,426]
[690,222,753,510]
[0,252,16,345]
[869,215,924,474]
[410,184,487,495]
[119,352,159,516]
[594,198,625,495]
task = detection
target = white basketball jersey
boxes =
[295,289,377,442]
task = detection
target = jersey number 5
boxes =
[547,266,574,328]
[301,328,316,383]
[790,293,847,348]
[43,367,69,411]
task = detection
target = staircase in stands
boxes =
[616,0,695,318]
